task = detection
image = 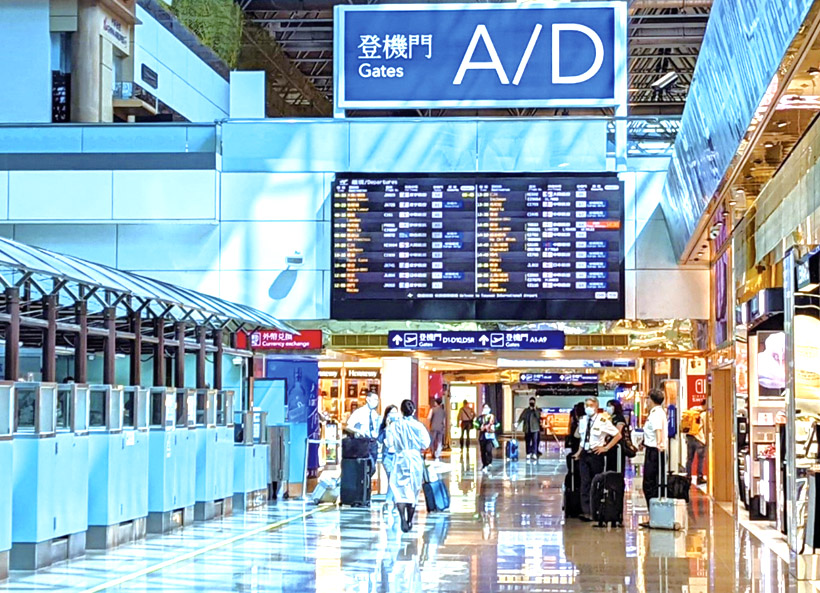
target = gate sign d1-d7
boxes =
[334,2,626,110]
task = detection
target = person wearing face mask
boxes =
[641,388,668,508]
[386,400,431,532]
[604,399,627,471]
[573,396,622,521]
[517,397,542,462]
[378,405,400,516]
[346,391,382,473]
[477,404,498,473]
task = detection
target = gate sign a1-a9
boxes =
[334,2,627,110]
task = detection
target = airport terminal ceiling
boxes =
[238,0,711,118]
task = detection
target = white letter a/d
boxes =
[452,24,509,85]
[552,23,604,84]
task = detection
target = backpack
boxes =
[681,409,703,436]
[621,424,638,458]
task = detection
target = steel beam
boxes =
[153,318,166,387]
[103,307,116,385]
[175,322,186,388]
[4,287,19,381]
[42,295,57,383]
[214,329,224,391]
[74,301,87,383]
[196,325,207,389]
[130,312,142,386]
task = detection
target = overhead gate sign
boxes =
[334,2,626,110]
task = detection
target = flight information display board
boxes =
[332,173,624,320]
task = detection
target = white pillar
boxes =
[380,357,418,415]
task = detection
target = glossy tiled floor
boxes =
[1,445,814,592]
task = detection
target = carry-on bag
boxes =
[312,474,340,504]
[563,454,583,518]
[422,465,450,512]
[666,472,691,502]
[648,453,687,531]
[505,428,519,461]
[343,436,375,459]
[340,457,372,507]
[590,451,624,527]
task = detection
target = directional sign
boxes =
[388,330,564,350]
[519,373,598,384]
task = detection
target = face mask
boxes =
[607,406,615,415]
[367,396,378,409]
[585,406,596,417]
[388,411,399,422]
[482,406,491,415]
[529,402,535,408]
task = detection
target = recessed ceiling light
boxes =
[764,141,775,148]
[776,120,788,128]
[729,200,737,206]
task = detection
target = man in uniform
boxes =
[573,396,622,522]
[346,391,381,474]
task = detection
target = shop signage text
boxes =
[102,13,130,53]
[346,369,381,379]
[519,373,598,384]
[687,375,707,407]
[388,330,565,350]
[335,2,625,109]
[250,329,323,350]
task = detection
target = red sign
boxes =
[687,375,707,407]
[249,330,323,350]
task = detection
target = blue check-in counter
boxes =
[0,383,13,580]
[11,382,89,570]
[194,389,235,520]
[147,387,196,533]
[233,411,270,511]
[86,385,149,549]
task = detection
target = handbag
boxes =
[621,424,638,458]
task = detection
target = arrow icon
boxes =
[392,334,403,346]
[479,335,489,346]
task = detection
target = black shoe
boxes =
[697,477,707,485]
[579,515,593,522]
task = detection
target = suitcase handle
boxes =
[657,450,667,498]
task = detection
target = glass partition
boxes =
[196,389,216,427]
[56,384,72,431]
[149,387,177,429]
[72,384,89,433]
[89,386,108,429]
[125,386,149,430]
[0,383,13,437]
[14,382,57,435]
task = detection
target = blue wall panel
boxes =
[0,440,11,552]
[233,444,269,494]
[87,431,149,526]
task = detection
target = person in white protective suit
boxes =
[385,399,431,533]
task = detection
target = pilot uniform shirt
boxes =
[347,405,380,439]
[578,412,620,454]
[642,405,667,450]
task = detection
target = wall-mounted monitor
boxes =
[331,173,624,320]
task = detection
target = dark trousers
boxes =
[643,446,666,506]
[686,435,706,479]
[480,436,494,468]
[579,451,606,515]
[524,431,540,456]
[460,423,473,448]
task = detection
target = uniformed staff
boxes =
[573,396,622,522]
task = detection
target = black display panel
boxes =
[331,173,624,321]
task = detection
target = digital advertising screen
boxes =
[331,173,624,321]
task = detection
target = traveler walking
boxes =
[574,396,621,521]
[517,397,542,461]
[378,404,399,515]
[346,392,381,473]
[641,389,668,507]
[457,400,476,450]
[427,398,447,461]
[386,400,431,533]
[477,404,498,473]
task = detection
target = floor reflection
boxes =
[2,446,818,592]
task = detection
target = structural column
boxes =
[4,287,19,382]
[42,295,57,383]
[175,322,186,388]
[153,318,166,387]
[196,326,207,389]
[130,312,142,386]
[213,329,223,391]
[103,307,116,385]
[74,301,88,383]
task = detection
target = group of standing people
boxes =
[564,389,670,522]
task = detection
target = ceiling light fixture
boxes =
[776,120,788,128]
[764,141,775,148]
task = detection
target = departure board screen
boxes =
[331,173,624,321]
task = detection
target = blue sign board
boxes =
[334,2,626,110]
[519,373,598,384]
[388,330,564,350]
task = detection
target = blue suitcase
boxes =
[506,439,519,461]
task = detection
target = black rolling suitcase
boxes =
[590,451,624,527]
[563,454,582,518]
[340,457,372,507]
